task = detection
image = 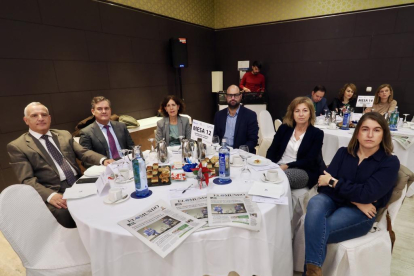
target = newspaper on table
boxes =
[118,200,206,258]
[207,192,262,231]
[391,133,414,150]
[171,195,218,231]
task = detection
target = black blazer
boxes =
[266,124,325,188]
[213,105,259,153]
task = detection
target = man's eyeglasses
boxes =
[226,93,242,98]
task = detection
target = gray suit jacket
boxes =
[79,121,135,167]
[156,116,191,145]
[7,129,105,201]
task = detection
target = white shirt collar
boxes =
[29,129,52,140]
[96,121,112,130]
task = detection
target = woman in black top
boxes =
[330,83,357,113]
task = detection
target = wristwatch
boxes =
[328,177,336,188]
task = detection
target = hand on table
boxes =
[104,159,115,166]
[352,202,377,219]
[49,193,67,209]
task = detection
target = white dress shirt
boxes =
[278,130,306,165]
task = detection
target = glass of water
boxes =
[239,145,251,182]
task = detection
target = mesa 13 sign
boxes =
[191,120,214,144]
[356,96,375,107]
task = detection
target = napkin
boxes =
[248,181,284,199]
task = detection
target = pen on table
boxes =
[182,184,193,194]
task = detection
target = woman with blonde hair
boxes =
[365,84,397,115]
[330,83,357,112]
[303,112,399,275]
[266,97,325,189]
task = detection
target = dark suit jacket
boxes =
[79,121,135,167]
[213,105,259,153]
[307,95,329,115]
[266,124,325,188]
[7,129,105,201]
[156,115,191,145]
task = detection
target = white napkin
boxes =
[248,181,284,199]
[63,184,97,199]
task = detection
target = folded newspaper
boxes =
[118,200,206,258]
[207,192,262,231]
[391,133,414,150]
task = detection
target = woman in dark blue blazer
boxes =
[266,97,324,189]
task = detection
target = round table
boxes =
[319,125,414,171]
[68,152,293,276]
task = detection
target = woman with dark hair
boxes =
[156,95,191,146]
[330,83,358,112]
[303,112,399,276]
[266,97,325,189]
[365,84,397,115]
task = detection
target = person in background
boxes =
[7,102,113,228]
[308,85,329,115]
[213,85,259,153]
[156,95,191,146]
[364,84,397,115]
[80,96,135,168]
[239,61,265,92]
[330,83,358,113]
[266,97,325,189]
[303,112,399,276]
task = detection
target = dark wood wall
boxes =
[0,0,215,190]
[215,6,414,121]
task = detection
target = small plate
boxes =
[103,193,130,204]
[247,158,270,166]
[260,175,283,184]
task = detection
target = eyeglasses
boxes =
[226,93,242,98]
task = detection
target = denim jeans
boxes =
[304,193,376,268]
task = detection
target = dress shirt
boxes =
[29,129,78,203]
[96,121,122,158]
[223,106,240,147]
[278,130,305,164]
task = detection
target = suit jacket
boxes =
[266,124,325,188]
[79,121,135,167]
[307,95,329,115]
[7,129,105,201]
[156,115,191,145]
[213,105,259,153]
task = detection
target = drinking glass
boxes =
[239,145,251,182]
[148,138,155,152]
[403,114,409,123]
[118,149,132,161]
[178,135,185,150]
[212,135,220,151]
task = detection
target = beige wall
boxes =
[111,0,414,28]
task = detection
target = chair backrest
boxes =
[274,119,282,131]
[0,184,64,268]
[257,138,273,157]
[258,110,275,139]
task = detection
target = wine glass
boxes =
[148,138,155,152]
[178,135,185,150]
[239,145,251,182]
[403,114,409,123]
[212,135,220,151]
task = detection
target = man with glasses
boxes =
[79,96,135,168]
[7,102,113,228]
[213,85,259,153]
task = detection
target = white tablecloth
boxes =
[320,126,414,171]
[67,152,293,276]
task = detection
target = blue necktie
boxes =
[41,135,77,185]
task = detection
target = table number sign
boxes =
[356,96,375,107]
[191,120,215,144]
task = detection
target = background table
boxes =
[68,152,293,276]
[320,126,414,171]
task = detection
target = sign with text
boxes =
[191,120,214,144]
[356,96,375,107]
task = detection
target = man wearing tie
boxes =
[79,96,135,167]
[7,102,114,228]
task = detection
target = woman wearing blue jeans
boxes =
[303,112,400,276]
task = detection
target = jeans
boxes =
[304,193,375,267]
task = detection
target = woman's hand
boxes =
[364,107,372,113]
[352,202,377,219]
[279,164,289,171]
[318,170,332,186]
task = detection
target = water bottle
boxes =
[218,138,231,184]
[341,108,350,130]
[389,106,399,131]
[132,146,150,197]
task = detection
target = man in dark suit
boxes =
[79,96,135,168]
[213,85,259,153]
[307,85,329,115]
[7,102,114,228]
